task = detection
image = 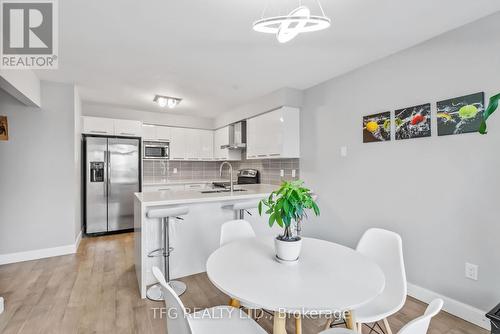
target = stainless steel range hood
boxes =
[221,121,246,150]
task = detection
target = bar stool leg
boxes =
[146,218,166,301]
[164,217,187,296]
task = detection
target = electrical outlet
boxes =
[292,169,296,178]
[173,168,178,174]
[465,262,479,281]
[280,169,284,177]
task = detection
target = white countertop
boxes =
[142,178,234,186]
[135,183,278,206]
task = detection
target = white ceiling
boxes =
[36,0,500,118]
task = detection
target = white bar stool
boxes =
[146,206,189,301]
[224,200,259,219]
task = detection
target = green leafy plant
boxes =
[258,180,320,241]
[479,93,500,134]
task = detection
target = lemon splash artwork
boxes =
[363,111,391,143]
[436,92,484,136]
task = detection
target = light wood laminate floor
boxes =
[0,233,488,334]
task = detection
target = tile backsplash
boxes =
[143,158,300,185]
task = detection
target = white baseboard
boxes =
[0,230,82,265]
[408,283,491,330]
[0,296,4,314]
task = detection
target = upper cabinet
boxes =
[82,117,142,137]
[114,119,143,137]
[142,124,171,142]
[213,126,241,161]
[246,107,300,159]
[82,117,115,135]
[170,128,214,161]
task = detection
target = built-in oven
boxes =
[143,141,169,160]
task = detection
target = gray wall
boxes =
[0,81,80,254]
[300,13,500,311]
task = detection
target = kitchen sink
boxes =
[200,189,248,194]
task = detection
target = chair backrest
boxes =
[398,299,444,334]
[152,267,192,334]
[356,228,407,310]
[220,219,256,247]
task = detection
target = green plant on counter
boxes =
[258,180,320,241]
[479,93,500,134]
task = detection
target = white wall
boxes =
[301,12,500,313]
[214,87,303,128]
[83,102,214,129]
[0,81,80,258]
[74,87,82,240]
[0,70,41,107]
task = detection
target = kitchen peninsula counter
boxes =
[134,184,281,298]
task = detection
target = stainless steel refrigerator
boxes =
[84,136,140,234]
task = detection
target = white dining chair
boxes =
[320,299,443,334]
[220,220,260,311]
[220,219,256,247]
[152,266,267,334]
[353,228,407,333]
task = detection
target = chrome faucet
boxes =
[219,161,234,192]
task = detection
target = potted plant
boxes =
[258,180,320,263]
[479,93,500,134]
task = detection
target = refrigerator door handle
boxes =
[107,150,111,194]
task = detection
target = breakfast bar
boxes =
[134,184,281,299]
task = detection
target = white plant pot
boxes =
[274,237,302,263]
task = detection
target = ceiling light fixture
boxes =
[253,0,331,43]
[154,95,182,109]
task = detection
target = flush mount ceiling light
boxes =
[253,0,331,43]
[154,95,182,109]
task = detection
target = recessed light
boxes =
[154,95,182,109]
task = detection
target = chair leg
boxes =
[229,298,240,308]
[324,318,333,330]
[273,311,287,334]
[383,318,393,334]
[294,314,302,334]
[358,323,363,334]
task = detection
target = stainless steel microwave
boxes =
[143,141,169,160]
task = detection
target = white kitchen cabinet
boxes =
[82,117,115,135]
[170,127,188,160]
[199,130,214,160]
[142,124,157,141]
[142,125,172,142]
[213,126,241,161]
[246,107,300,159]
[114,119,142,137]
[156,126,172,142]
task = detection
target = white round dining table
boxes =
[206,237,385,334]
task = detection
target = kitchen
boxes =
[1,1,500,334]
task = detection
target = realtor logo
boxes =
[1,0,58,69]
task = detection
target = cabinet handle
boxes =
[269,153,281,157]
[158,138,170,141]
[120,132,135,136]
[257,154,267,157]
[90,130,107,134]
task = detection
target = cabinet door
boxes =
[170,127,187,160]
[184,128,200,160]
[142,124,157,141]
[200,130,214,160]
[82,117,114,135]
[246,118,258,159]
[213,127,225,160]
[114,119,142,137]
[156,126,171,142]
[263,109,284,157]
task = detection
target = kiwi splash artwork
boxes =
[395,103,431,140]
[437,92,484,136]
[363,111,391,143]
